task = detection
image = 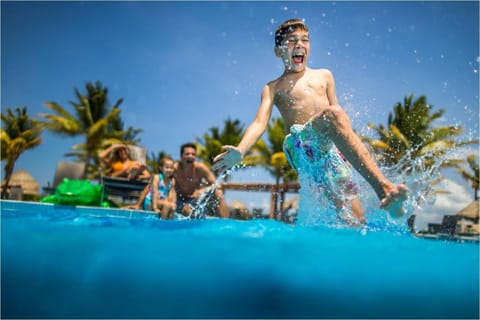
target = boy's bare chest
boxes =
[274,77,329,109]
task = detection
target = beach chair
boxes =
[99,145,150,203]
[42,161,86,195]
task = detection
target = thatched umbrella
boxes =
[282,196,299,211]
[456,200,479,221]
[229,199,250,220]
[4,169,40,194]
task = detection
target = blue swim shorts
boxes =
[283,120,359,197]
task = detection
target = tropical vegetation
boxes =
[1,107,43,191]
[457,154,479,200]
[40,81,142,179]
[246,117,297,184]
[362,94,477,172]
[196,117,245,168]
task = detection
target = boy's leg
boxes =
[351,197,365,223]
[311,105,407,217]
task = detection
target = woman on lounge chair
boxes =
[99,144,151,181]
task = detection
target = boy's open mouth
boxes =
[292,54,304,64]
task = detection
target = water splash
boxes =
[296,147,447,234]
[189,163,246,219]
[189,146,450,236]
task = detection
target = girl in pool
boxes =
[143,156,177,219]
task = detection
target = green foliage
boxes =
[457,154,479,200]
[363,94,477,171]
[248,117,297,183]
[40,81,142,179]
[196,117,245,167]
[1,106,43,189]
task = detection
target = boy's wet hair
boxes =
[275,19,308,48]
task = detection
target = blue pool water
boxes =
[1,200,478,319]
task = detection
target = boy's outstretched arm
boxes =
[212,84,274,174]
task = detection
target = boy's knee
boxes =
[315,105,344,121]
[312,105,348,130]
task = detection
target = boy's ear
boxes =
[274,46,282,57]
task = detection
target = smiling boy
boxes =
[213,19,407,220]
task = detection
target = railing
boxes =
[219,182,300,220]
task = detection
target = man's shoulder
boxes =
[194,161,209,170]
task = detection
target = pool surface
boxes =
[1,200,479,319]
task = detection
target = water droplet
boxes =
[327,51,331,56]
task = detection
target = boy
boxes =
[212,19,407,219]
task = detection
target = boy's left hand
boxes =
[212,145,242,174]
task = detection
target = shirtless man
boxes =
[174,142,229,218]
[213,19,407,219]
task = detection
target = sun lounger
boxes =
[100,176,150,203]
[42,161,86,195]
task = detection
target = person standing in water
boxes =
[213,19,407,220]
[174,143,229,218]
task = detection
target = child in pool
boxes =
[143,156,176,219]
[213,19,408,220]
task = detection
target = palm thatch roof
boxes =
[283,196,299,211]
[229,199,247,210]
[456,200,479,220]
[3,169,40,194]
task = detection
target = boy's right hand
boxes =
[212,145,242,174]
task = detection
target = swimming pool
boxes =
[1,200,478,319]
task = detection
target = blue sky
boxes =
[2,1,479,223]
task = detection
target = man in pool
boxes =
[174,142,229,218]
[212,19,408,220]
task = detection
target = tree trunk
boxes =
[2,157,17,191]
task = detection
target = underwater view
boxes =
[1,200,479,319]
[1,1,478,319]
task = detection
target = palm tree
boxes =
[250,117,297,184]
[1,107,43,192]
[457,154,479,200]
[196,117,245,168]
[363,94,475,171]
[40,81,136,179]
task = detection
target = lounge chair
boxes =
[99,145,150,204]
[42,161,86,195]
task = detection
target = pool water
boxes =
[1,200,478,319]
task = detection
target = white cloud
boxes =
[414,178,474,230]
